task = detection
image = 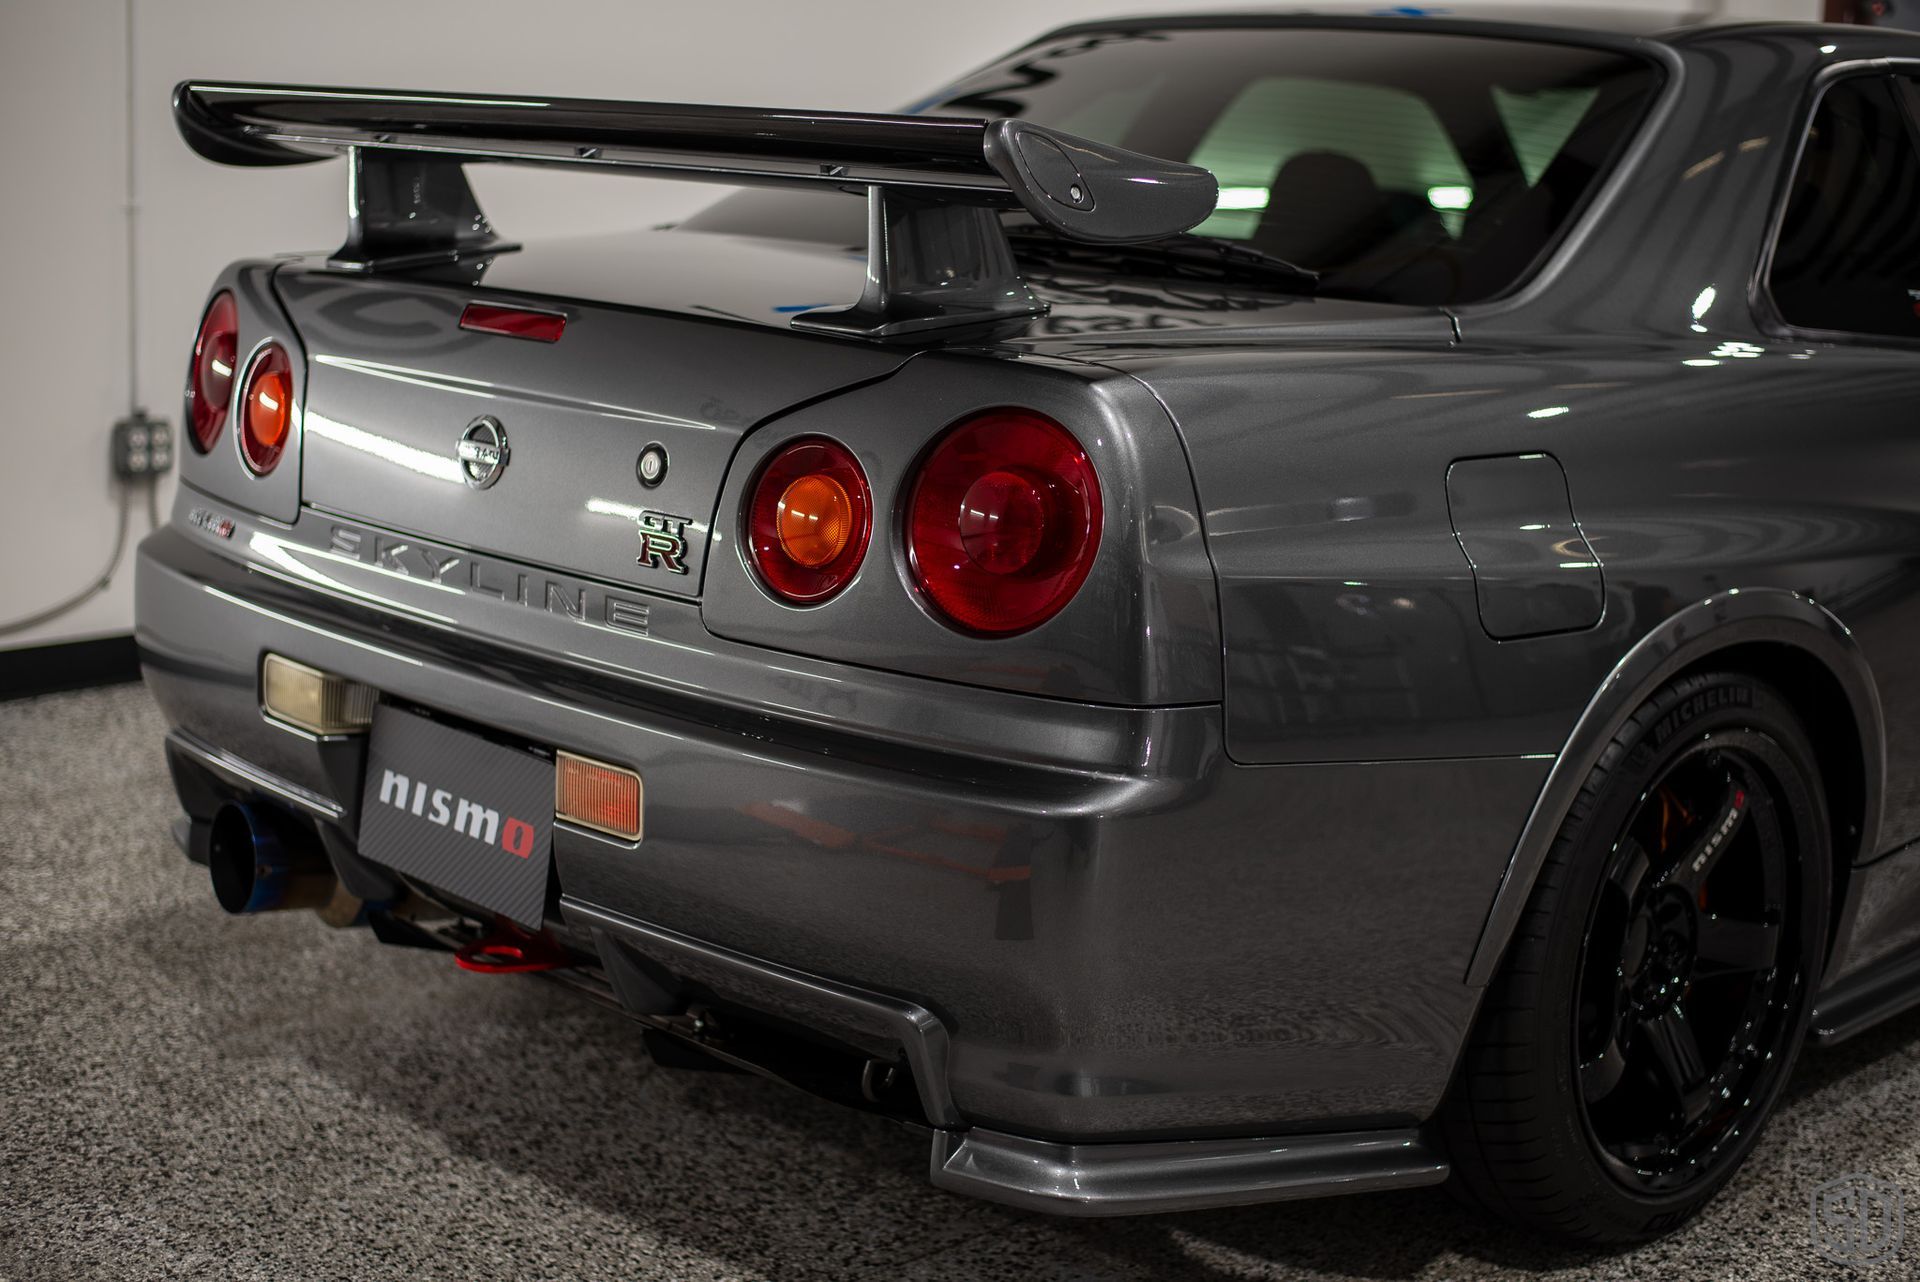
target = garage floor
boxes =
[4,685,1918,1281]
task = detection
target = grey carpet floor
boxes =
[2,683,1917,1281]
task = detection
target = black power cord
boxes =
[0,482,136,639]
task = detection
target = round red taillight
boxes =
[906,409,1101,635]
[239,343,294,475]
[746,437,872,603]
[186,291,238,453]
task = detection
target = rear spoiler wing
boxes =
[173,81,1219,338]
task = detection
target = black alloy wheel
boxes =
[1575,735,1805,1192]
[1443,671,1830,1243]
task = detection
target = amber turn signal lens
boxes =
[555,752,644,842]
[776,473,854,568]
[746,437,872,604]
[240,343,295,475]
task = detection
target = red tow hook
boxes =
[454,919,571,974]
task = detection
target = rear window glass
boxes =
[686,28,1661,306]
[1495,86,1604,183]
[1769,75,1920,340]
[1187,78,1475,239]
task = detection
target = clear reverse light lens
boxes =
[261,654,375,734]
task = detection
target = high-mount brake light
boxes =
[187,291,238,453]
[905,409,1102,635]
[239,343,294,475]
[746,438,871,604]
[460,302,566,343]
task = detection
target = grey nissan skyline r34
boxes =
[138,6,1920,1242]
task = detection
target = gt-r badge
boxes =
[457,416,510,489]
[636,510,691,574]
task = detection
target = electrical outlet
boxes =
[112,410,173,480]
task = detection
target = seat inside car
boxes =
[1251,151,1400,267]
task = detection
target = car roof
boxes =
[1028,6,1916,48]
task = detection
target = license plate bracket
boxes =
[358,705,554,928]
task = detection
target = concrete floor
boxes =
[3,684,1918,1281]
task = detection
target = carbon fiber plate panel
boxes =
[359,705,554,927]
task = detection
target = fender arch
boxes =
[1463,588,1885,987]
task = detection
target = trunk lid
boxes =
[275,226,1452,601]
[273,263,909,598]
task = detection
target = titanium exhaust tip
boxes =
[207,802,338,915]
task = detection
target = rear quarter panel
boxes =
[1096,335,1920,808]
[1061,28,1920,847]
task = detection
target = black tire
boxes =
[1442,671,1831,1243]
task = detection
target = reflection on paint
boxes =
[305,412,465,485]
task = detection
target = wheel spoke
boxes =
[1695,914,1781,976]
[1641,1006,1713,1123]
[1616,1136,1672,1164]
[1581,1037,1630,1103]
[1666,779,1749,894]
[1608,837,1653,906]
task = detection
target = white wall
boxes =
[0,0,1816,651]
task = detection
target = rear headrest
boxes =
[1253,152,1394,268]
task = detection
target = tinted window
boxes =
[1186,78,1475,241]
[1770,76,1920,339]
[685,29,1660,306]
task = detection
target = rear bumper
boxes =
[567,897,1448,1214]
[136,514,1548,1202]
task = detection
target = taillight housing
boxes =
[186,291,238,453]
[906,409,1101,635]
[746,437,872,603]
[239,343,294,475]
